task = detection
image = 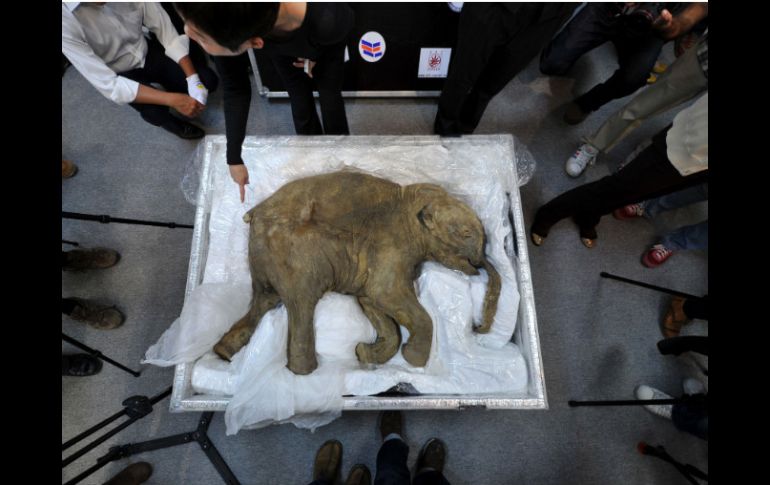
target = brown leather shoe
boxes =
[345,464,372,485]
[662,296,691,338]
[62,248,120,271]
[62,159,78,178]
[103,462,153,485]
[378,410,403,440]
[415,438,446,474]
[313,440,342,482]
[64,297,125,329]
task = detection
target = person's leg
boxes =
[375,439,411,485]
[313,41,350,135]
[672,394,708,441]
[532,126,706,243]
[643,183,708,218]
[573,33,664,114]
[120,38,209,139]
[62,297,77,315]
[683,295,708,320]
[587,43,707,153]
[459,3,576,132]
[434,4,508,135]
[271,55,323,135]
[159,1,219,93]
[657,336,709,356]
[412,439,449,485]
[539,3,614,76]
[660,219,708,251]
[374,411,410,485]
[120,39,181,126]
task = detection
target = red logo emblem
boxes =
[428,52,442,70]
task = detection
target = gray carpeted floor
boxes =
[62,39,708,485]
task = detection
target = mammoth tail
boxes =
[475,259,501,334]
[243,206,261,224]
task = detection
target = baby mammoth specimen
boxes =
[214,171,501,375]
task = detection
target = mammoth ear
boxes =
[417,203,437,231]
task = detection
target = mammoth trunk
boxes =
[475,259,501,334]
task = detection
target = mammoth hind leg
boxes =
[355,297,402,365]
[284,296,321,375]
[214,291,281,362]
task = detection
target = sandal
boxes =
[579,226,598,249]
[662,296,691,338]
[62,354,103,376]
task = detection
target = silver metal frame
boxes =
[171,135,545,413]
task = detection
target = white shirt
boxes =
[667,92,708,176]
[62,2,189,104]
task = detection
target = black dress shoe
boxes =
[62,354,102,376]
[161,118,205,139]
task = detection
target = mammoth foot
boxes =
[287,354,318,375]
[355,337,400,365]
[214,341,238,362]
[401,340,430,367]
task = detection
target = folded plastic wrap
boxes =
[151,135,533,433]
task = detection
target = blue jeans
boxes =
[672,394,708,441]
[375,439,450,485]
[642,185,708,251]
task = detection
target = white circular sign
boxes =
[359,31,386,63]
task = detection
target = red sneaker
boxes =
[642,244,674,268]
[613,203,645,220]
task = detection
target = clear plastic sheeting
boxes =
[151,135,533,434]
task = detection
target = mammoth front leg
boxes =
[380,291,434,368]
[355,297,402,365]
[214,291,281,361]
[284,297,320,375]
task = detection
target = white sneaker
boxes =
[682,377,705,395]
[565,143,599,177]
[635,384,673,419]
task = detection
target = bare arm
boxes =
[134,85,203,118]
[178,55,197,78]
[654,3,708,40]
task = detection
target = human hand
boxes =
[652,9,677,39]
[171,93,204,118]
[292,58,316,78]
[186,73,209,105]
[229,164,250,203]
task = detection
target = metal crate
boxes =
[170,135,545,412]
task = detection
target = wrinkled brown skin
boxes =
[213,171,501,375]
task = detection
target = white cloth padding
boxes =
[144,137,527,434]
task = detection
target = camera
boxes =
[621,3,665,36]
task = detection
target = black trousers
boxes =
[539,3,664,113]
[120,37,219,126]
[270,41,349,136]
[434,3,576,135]
[375,439,450,485]
[683,295,709,320]
[62,297,76,315]
[532,125,708,239]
